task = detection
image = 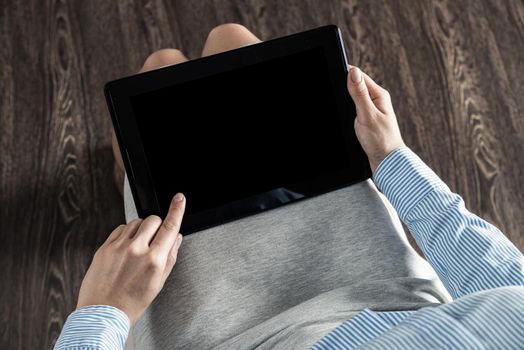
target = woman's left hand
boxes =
[76,193,186,325]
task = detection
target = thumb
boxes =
[347,67,374,115]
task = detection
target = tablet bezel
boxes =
[105,25,371,233]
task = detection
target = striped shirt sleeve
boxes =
[373,147,524,299]
[53,305,130,350]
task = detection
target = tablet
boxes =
[105,25,371,234]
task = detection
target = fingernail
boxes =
[173,193,184,202]
[176,234,183,247]
[350,68,362,84]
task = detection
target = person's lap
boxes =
[124,177,449,349]
[119,24,449,349]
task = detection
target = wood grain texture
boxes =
[0,0,523,348]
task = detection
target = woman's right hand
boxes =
[346,66,405,175]
[76,193,186,325]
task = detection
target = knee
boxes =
[206,23,250,42]
[142,49,187,71]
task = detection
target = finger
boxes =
[118,218,143,242]
[348,65,384,100]
[133,215,163,247]
[360,72,384,100]
[163,233,183,280]
[103,224,126,246]
[361,72,393,114]
[150,193,186,256]
[140,49,189,73]
[347,67,375,115]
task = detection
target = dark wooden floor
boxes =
[1,0,523,348]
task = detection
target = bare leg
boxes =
[201,23,261,57]
[112,49,189,194]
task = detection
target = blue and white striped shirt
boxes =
[54,147,524,349]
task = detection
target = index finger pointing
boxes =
[150,193,186,255]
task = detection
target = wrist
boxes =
[369,143,406,175]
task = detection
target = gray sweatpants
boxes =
[123,177,450,349]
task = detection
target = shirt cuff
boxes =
[372,147,449,221]
[54,305,130,350]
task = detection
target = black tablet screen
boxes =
[130,47,355,220]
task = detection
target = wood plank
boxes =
[0,0,523,348]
